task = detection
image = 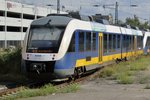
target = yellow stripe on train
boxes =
[75,50,143,67]
[75,57,98,67]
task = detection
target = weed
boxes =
[59,83,79,93]
[116,73,133,84]
[144,84,150,89]
[99,55,150,84]
[99,67,115,78]
[2,83,80,100]
[139,76,150,84]
[130,62,147,71]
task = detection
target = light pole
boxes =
[94,2,137,25]
[48,0,60,14]
[57,0,60,14]
[103,2,119,25]
[115,2,118,25]
[114,2,137,25]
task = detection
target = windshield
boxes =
[27,26,65,53]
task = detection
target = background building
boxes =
[0,0,66,48]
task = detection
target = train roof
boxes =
[105,24,143,36]
[30,14,145,36]
[31,15,73,27]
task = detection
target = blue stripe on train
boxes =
[55,51,98,69]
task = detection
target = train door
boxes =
[98,33,103,64]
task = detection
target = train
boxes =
[21,13,150,80]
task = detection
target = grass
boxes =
[99,55,150,84]
[116,72,133,84]
[59,84,79,93]
[145,84,150,89]
[1,83,79,100]
[1,53,150,99]
[99,66,115,78]
[139,76,150,84]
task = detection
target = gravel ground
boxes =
[20,78,150,100]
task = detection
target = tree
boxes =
[125,15,150,30]
[126,15,140,27]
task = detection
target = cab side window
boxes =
[68,33,75,52]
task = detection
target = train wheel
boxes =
[74,68,79,80]
[73,66,86,80]
[124,57,128,61]
[83,66,86,73]
[115,58,120,64]
[68,76,73,82]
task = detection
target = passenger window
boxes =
[117,35,121,49]
[92,32,96,51]
[126,35,130,50]
[123,35,126,49]
[137,36,143,49]
[79,32,84,52]
[112,34,116,51]
[109,34,113,52]
[128,35,132,50]
[86,32,91,51]
[103,33,107,54]
[141,36,143,47]
[131,36,134,50]
[68,33,75,52]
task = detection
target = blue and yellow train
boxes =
[21,14,150,79]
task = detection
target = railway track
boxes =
[0,66,106,99]
[0,80,50,98]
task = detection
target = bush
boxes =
[116,73,133,84]
[99,67,115,78]
[145,84,150,89]
[0,48,21,74]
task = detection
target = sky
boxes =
[12,0,150,23]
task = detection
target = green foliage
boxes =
[116,72,133,84]
[129,63,147,71]
[99,67,115,78]
[126,15,150,30]
[126,15,140,27]
[145,84,150,89]
[139,76,150,84]
[2,83,80,100]
[99,55,150,84]
[59,83,79,93]
[0,48,24,82]
[0,48,21,74]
